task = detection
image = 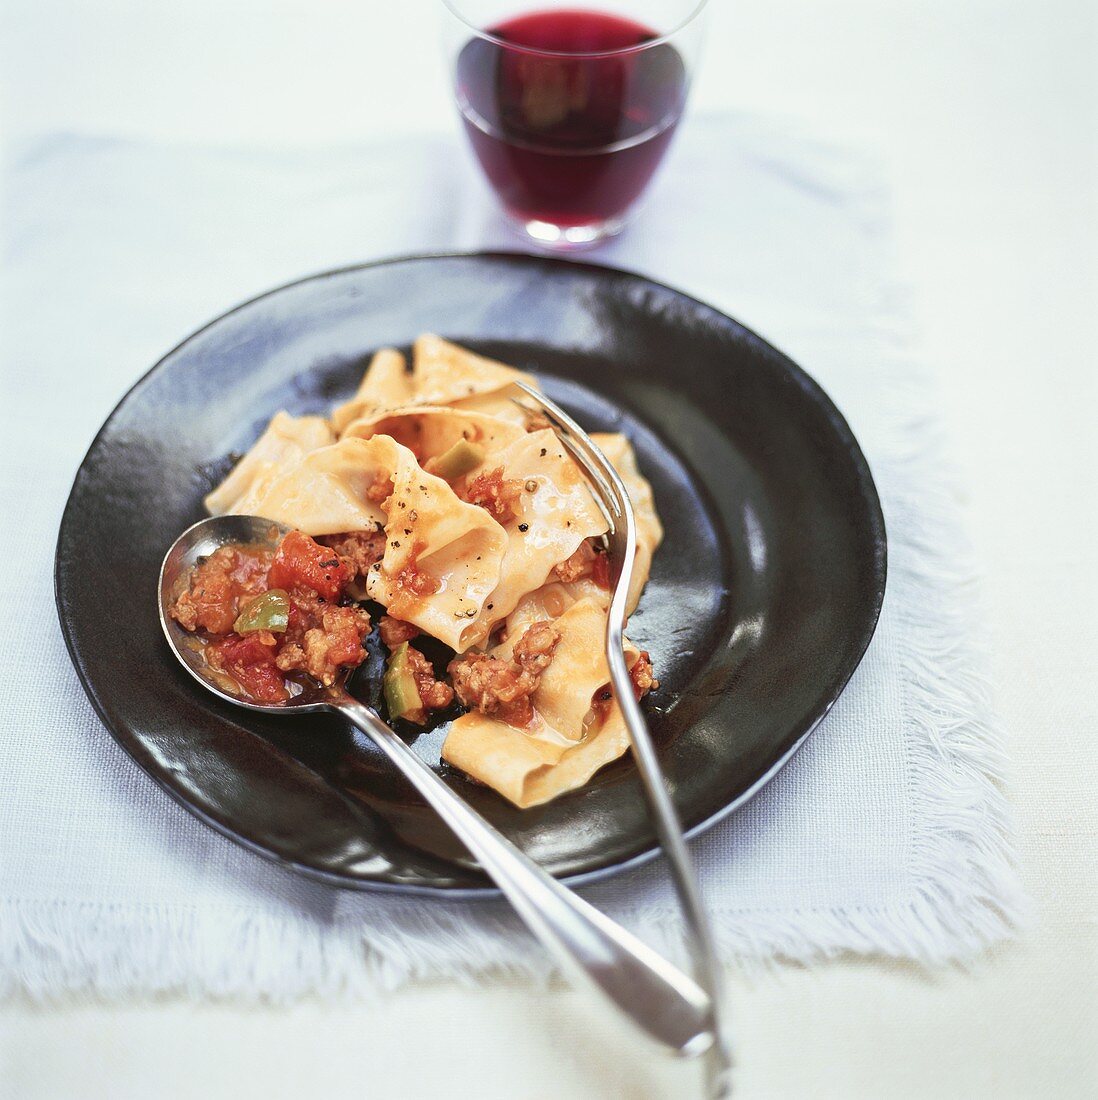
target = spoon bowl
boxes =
[156,514,716,1062]
[159,515,336,713]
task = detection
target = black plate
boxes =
[55,253,886,894]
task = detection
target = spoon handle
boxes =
[333,692,715,1057]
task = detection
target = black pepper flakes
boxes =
[539,448,547,457]
[518,523,529,532]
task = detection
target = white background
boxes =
[1,0,1095,1096]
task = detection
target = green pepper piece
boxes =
[383,642,425,723]
[430,438,485,481]
[233,589,290,634]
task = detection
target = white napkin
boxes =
[0,116,1024,1000]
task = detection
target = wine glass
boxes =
[442,0,709,249]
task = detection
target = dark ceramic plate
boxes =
[56,253,886,895]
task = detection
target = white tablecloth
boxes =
[1,0,1094,1094]
[0,116,1023,1002]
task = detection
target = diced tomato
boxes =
[207,633,288,704]
[268,530,351,601]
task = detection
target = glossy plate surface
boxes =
[55,253,886,894]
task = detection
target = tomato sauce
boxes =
[170,530,370,703]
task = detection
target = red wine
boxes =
[455,8,687,229]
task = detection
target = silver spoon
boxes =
[159,514,715,1058]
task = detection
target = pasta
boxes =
[342,405,524,461]
[204,411,334,517]
[330,349,414,436]
[182,335,663,806]
[444,599,649,807]
[411,333,540,425]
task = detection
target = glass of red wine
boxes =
[443,1,708,248]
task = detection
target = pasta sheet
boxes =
[202,336,663,804]
[441,598,645,808]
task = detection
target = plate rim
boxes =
[54,249,888,898]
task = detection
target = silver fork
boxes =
[515,382,733,1097]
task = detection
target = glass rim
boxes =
[441,0,709,59]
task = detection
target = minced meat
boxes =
[448,621,561,728]
[459,467,523,524]
[318,529,387,583]
[404,644,455,712]
[379,615,420,648]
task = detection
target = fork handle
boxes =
[332,692,716,1057]
[605,645,734,1098]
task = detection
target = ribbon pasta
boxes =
[203,335,663,805]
